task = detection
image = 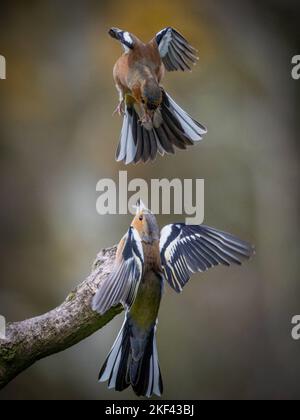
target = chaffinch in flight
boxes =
[92,200,255,397]
[108,27,207,164]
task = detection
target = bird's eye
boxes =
[141,99,145,104]
[139,215,143,221]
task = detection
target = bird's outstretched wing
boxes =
[92,227,144,314]
[160,224,254,293]
[155,27,198,71]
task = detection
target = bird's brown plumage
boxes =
[108,27,207,163]
[113,38,164,104]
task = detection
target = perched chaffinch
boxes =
[108,27,207,164]
[92,200,255,398]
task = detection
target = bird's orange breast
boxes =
[113,41,165,95]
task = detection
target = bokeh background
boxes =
[1,0,300,400]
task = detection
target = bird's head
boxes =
[131,199,160,243]
[108,27,134,52]
[141,80,163,112]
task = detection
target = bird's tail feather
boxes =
[116,90,207,164]
[98,318,130,392]
[99,316,163,398]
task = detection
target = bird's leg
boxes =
[113,90,125,116]
[140,113,151,124]
[113,100,125,116]
[140,110,155,130]
[139,107,153,125]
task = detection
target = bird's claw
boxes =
[139,111,152,125]
[113,101,125,116]
[139,112,153,130]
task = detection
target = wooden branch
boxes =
[0,246,122,390]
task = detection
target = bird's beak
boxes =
[108,28,120,40]
[134,199,148,214]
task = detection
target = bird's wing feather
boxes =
[160,224,254,292]
[155,27,198,72]
[92,227,144,314]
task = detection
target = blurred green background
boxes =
[1,0,300,400]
